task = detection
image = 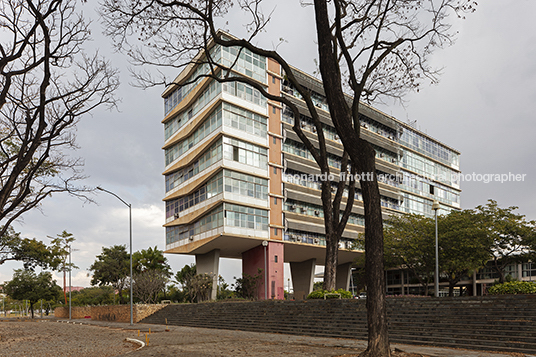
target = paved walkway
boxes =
[57,318,533,357]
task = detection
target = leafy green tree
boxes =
[165,284,188,303]
[0,226,55,270]
[88,245,130,304]
[439,210,493,296]
[477,200,536,283]
[4,269,62,318]
[70,286,115,306]
[384,214,436,295]
[385,210,493,297]
[216,276,235,300]
[175,264,196,302]
[48,231,77,304]
[133,246,172,277]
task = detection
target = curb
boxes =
[125,338,145,351]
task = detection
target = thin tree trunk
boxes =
[324,229,339,290]
[312,1,390,354]
[361,171,390,357]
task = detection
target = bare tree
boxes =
[133,270,168,304]
[100,1,475,355]
[0,0,119,236]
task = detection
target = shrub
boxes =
[307,289,353,299]
[233,269,263,300]
[488,281,536,295]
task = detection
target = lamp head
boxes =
[432,200,440,211]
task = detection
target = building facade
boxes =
[386,260,536,297]
[161,34,461,300]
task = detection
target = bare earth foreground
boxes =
[0,320,136,357]
[0,319,531,357]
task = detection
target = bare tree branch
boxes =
[99,0,475,355]
[0,0,120,236]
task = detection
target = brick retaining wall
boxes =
[54,304,166,323]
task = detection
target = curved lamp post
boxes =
[432,200,440,298]
[96,187,133,325]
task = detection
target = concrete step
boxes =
[139,296,536,355]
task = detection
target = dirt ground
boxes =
[0,320,137,357]
[0,319,529,357]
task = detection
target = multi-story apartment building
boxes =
[161,33,461,300]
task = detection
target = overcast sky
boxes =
[2,1,535,289]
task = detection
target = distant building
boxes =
[386,260,536,297]
[162,32,461,300]
[63,286,85,293]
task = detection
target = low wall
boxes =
[54,306,92,319]
[54,304,166,323]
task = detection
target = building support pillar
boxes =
[195,249,220,301]
[242,242,285,300]
[290,258,316,300]
[335,262,352,291]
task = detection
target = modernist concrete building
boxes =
[162,33,461,300]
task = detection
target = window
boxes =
[273,167,277,175]
[221,46,266,83]
[274,255,278,263]
[223,169,268,200]
[164,79,222,139]
[274,228,278,236]
[166,205,224,244]
[165,106,223,165]
[222,77,267,106]
[273,137,276,144]
[223,137,268,169]
[272,106,276,114]
[274,197,277,205]
[224,203,269,231]
[166,172,224,218]
[233,146,239,161]
[272,75,276,84]
[222,102,267,137]
[165,139,223,192]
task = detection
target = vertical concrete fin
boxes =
[335,262,352,291]
[290,258,316,300]
[195,249,220,301]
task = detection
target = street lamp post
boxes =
[432,200,440,298]
[97,187,133,326]
[262,240,268,300]
[69,245,71,320]
[68,245,79,320]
